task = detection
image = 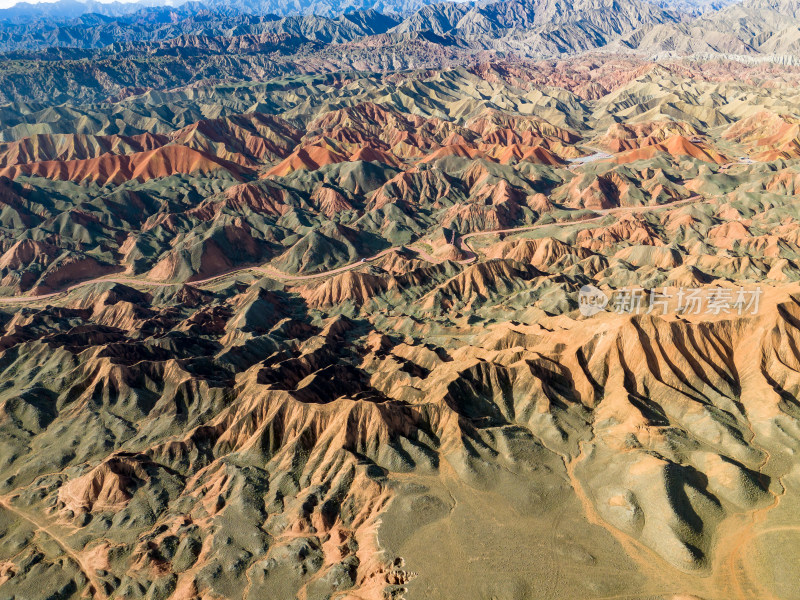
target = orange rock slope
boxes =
[0,145,249,185]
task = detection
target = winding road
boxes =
[0,195,703,305]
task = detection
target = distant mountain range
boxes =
[1,0,800,104]
[0,0,741,22]
[0,0,695,50]
[0,0,449,21]
[0,0,179,21]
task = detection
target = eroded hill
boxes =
[0,58,799,600]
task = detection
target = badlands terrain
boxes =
[0,1,800,600]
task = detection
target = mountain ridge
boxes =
[0,0,797,81]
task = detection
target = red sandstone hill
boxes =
[616,135,729,164]
[264,145,349,177]
[723,111,800,161]
[0,145,249,185]
[596,121,700,152]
